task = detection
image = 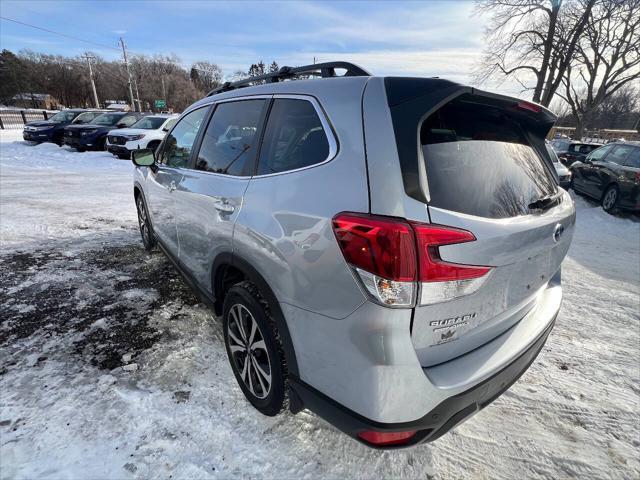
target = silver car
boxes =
[131,62,575,448]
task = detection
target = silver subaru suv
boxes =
[131,62,575,448]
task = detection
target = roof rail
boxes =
[207,61,371,96]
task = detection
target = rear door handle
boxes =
[214,200,235,214]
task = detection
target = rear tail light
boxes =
[412,224,492,305]
[635,171,640,183]
[332,214,416,307]
[332,213,492,307]
[515,101,542,113]
[358,430,416,446]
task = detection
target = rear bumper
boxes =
[290,317,555,448]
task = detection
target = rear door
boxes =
[173,97,269,289]
[386,90,576,366]
[578,145,614,196]
[145,106,209,257]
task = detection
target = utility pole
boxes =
[133,77,142,112]
[82,53,100,108]
[119,37,136,112]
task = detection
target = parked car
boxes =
[106,114,179,159]
[130,62,575,448]
[546,142,572,189]
[63,111,145,151]
[556,142,603,166]
[22,109,105,145]
[570,142,640,213]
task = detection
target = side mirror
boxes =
[116,122,127,128]
[582,156,592,164]
[132,148,156,168]
[162,127,169,132]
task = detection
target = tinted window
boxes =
[587,145,613,162]
[420,101,557,219]
[92,113,125,126]
[131,117,167,129]
[164,118,178,131]
[73,112,99,124]
[160,107,208,168]
[606,145,634,165]
[195,100,265,176]
[624,148,640,168]
[49,111,78,122]
[257,99,330,175]
[119,115,138,127]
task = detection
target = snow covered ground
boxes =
[1,129,639,479]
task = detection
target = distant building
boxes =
[10,93,60,110]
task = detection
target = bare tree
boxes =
[558,0,640,138]
[190,61,223,92]
[475,0,595,106]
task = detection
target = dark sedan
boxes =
[570,142,640,213]
[23,109,105,145]
[63,111,145,151]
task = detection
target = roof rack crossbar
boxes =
[207,61,371,96]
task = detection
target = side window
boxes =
[623,148,640,168]
[257,99,330,175]
[194,99,265,176]
[120,115,138,127]
[606,145,634,165]
[159,107,208,168]
[163,118,178,131]
[586,145,613,162]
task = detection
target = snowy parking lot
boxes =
[1,129,639,479]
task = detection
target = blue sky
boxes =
[0,1,518,93]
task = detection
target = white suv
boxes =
[106,114,178,159]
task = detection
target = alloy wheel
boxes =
[603,188,617,211]
[136,197,151,245]
[226,303,272,399]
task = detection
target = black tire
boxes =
[601,185,620,213]
[136,194,156,250]
[223,281,288,416]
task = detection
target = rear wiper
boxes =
[528,191,562,211]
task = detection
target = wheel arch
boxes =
[601,181,619,201]
[212,252,299,377]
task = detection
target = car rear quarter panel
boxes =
[232,79,370,320]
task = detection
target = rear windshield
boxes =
[420,100,557,219]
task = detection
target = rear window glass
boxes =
[624,148,640,168]
[420,101,557,219]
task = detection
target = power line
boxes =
[0,16,121,52]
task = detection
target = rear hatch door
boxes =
[385,82,576,366]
